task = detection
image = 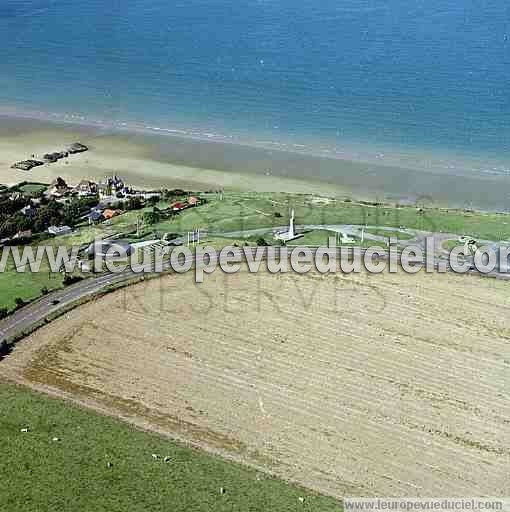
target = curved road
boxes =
[1,243,509,346]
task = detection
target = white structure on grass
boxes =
[274,209,303,242]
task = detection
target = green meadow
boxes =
[145,193,510,241]
[0,383,341,512]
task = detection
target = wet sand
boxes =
[1,115,509,210]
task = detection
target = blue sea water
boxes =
[1,0,510,165]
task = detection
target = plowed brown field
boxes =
[3,268,510,498]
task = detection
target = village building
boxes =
[46,177,70,198]
[9,192,23,202]
[74,180,98,197]
[103,209,121,220]
[13,230,33,240]
[19,204,38,217]
[140,191,161,201]
[172,202,187,212]
[86,240,133,259]
[98,175,125,199]
[47,225,72,236]
[97,182,111,199]
[188,196,201,206]
[87,210,104,224]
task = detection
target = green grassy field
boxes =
[0,383,341,512]
[284,229,387,248]
[442,239,463,251]
[147,193,510,241]
[18,183,48,195]
[363,228,414,240]
[28,192,509,244]
[0,258,64,311]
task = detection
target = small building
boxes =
[48,225,72,236]
[110,175,124,192]
[9,192,23,202]
[188,196,201,206]
[13,230,33,240]
[97,182,112,199]
[75,180,98,197]
[87,210,103,224]
[98,175,125,198]
[103,209,121,220]
[46,177,70,198]
[19,204,37,217]
[141,191,161,201]
[86,240,133,259]
[172,202,187,212]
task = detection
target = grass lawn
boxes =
[0,257,63,311]
[285,230,387,248]
[147,193,510,241]
[364,228,414,240]
[18,183,48,195]
[53,192,510,244]
[442,239,463,251]
[0,383,341,512]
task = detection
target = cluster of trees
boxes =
[142,208,162,226]
[162,188,186,200]
[0,184,204,240]
[0,194,97,240]
[106,196,144,212]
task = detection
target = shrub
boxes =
[14,297,26,309]
[0,339,11,359]
[126,197,143,211]
[63,274,84,286]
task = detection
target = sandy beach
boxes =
[0,116,352,197]
[1,115,510,210]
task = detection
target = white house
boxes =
[48,225,72,236]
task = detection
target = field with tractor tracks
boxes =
[3,266,510,498]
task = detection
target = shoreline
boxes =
[1,113,510,212]
[4,107,510,178]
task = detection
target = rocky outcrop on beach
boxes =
[68,142,88,154]
[11,159,45,171]
[11,142,89,171]
[43,151,69,163]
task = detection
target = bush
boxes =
[147,196,160,206]
[143,209,161,225]
[14,297,26,309]
[256,237,269,247]
[63,274,84,286]
[126,197,143,211]
[274,212,282,218]
[165,188,185,198]
[0,307,8,320]
[0,339,11,359]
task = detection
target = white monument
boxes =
[274,209,303,242]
